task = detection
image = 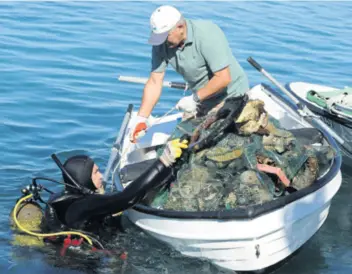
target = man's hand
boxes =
[129,116,149,143]
[175,95,198,114]
[160,138,189,167]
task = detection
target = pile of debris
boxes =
[150,96,335,211]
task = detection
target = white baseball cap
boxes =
[148,5,182,46]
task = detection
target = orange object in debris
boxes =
[256,164,291,187]
[120,251,128,260]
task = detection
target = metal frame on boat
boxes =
[104,83,342,272]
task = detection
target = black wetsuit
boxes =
[43,159,172,234]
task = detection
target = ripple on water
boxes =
[1,1,352,273]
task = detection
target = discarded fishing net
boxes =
[149,97,336,211]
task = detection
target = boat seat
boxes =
[289,128,324,145]
[120,159,158,184]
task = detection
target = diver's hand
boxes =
[175,95,198,114]
[129,115,149,143]
[160,139,189,167]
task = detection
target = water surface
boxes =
[1,1,352,273]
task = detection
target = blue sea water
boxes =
[1,1,352,273]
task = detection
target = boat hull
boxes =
[127,170,341,271]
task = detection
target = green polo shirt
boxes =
[151,19,249,110]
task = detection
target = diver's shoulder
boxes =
[47,190,82,203]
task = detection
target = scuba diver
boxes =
[11,138,188,251]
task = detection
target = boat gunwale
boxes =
[121,84,342,220]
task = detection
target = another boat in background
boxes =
[287,82,352,161]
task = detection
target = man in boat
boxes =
[11,138,188,249]
[129,5,249,143]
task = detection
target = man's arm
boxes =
[129,45,167,142]
[196,66,231,101]
[138,71,165,118]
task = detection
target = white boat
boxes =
[105,83,342,272]
[287,82,352,159]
